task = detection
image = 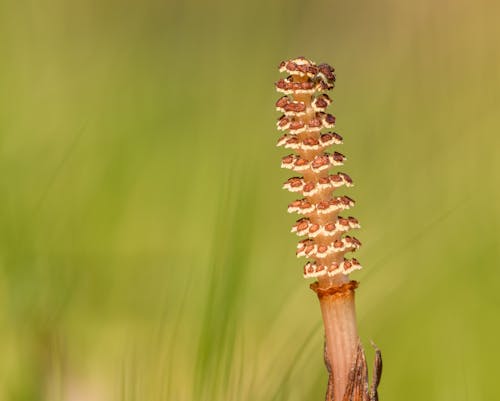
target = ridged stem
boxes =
[315,280,359,401]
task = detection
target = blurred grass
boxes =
[1,0,500,399]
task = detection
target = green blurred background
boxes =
[1,0,499,399]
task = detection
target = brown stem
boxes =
[312,280,360,401]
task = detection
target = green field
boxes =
[1,0,499,399]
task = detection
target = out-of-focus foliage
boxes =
[0,0,499,400]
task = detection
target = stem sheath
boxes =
[312,280,359,401]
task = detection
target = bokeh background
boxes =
[1,0,499,400]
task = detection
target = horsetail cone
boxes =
[275,57,382,401]
[276,57,361,284]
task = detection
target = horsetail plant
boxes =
[275,57,382,401]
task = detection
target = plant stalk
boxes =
[274,57,382,401]
[313,278,359,401]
